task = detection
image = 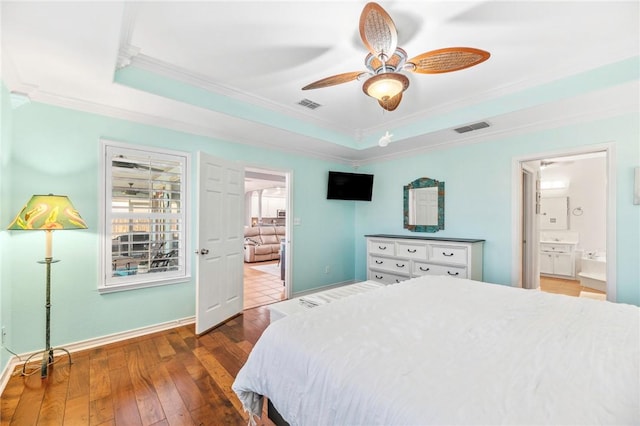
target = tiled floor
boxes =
[244,260,286,309]
[539,275,606,299]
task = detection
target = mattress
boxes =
[233,275,640,425]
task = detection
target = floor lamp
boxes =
[7,194,87,378]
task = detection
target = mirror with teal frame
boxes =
[404,177,445,232]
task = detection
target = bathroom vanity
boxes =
[539,242,576,278]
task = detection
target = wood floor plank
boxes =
[64,395,90,424]
[163,358,208,412]
[191,375,244,425]
[153,335,176,361]
[37,359,71,425]
[89,356,111,402]
[193,347,247,421]
[66,352,90,400]
[9,371,47,425]
[0,370,25,425]
[126,343,166,425]
[89,396,114,426]
[148,363,194,426]
[109,366,143,426]
[106,347,126,371]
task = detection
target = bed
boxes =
[232,275,640,425]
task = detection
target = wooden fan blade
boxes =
[359,2,398,59]
[302,71,364,90]
[378,92,402,111]
[407,47,490,74]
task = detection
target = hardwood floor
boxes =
[1,307,275,426]
[539,275,606,298]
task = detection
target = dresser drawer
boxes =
[429,244,468,265]
[369,256,410,274]
[368,270,409,285]
[413,261,468,279]
[396,242,428,260]
[368,239,395,256]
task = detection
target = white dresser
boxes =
[366,234,485,284]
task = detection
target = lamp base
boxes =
[21,347,72,379]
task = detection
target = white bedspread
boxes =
[233,276,640,425]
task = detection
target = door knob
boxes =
[195,248,209,255]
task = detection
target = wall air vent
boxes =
[297,98,321,110]
[454,121,490,134]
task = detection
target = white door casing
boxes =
[196,152,244,334]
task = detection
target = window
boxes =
[100,140,190,293]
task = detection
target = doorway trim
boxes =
[244,165,293,301]
[511,143,616,301]
[520,164,539,290]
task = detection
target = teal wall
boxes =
[1,101,356,362]
[355,113,640,305]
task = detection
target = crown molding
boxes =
[126,51,361,141]
[355,90,638,166]
[22,88,358,165]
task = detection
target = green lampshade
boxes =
[7,194,87,231]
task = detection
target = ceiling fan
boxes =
[115,182,148,196]
[112,156,165,172]
[302,2,490,111]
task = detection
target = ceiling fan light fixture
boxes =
[362,72,409,102]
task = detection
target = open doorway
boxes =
[243,167,292,309]
[513,145,616,301]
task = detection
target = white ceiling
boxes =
[1,1,638,164]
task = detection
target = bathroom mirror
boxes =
[404,177,445,232]
[540,196,569,230]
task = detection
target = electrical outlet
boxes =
[324,265,330,274]
[1,326,5,345]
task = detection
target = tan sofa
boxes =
[244,226,285,263]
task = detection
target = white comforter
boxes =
[233,276,640,425]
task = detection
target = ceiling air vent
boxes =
[454,121,490,134]
[297,98,321,110]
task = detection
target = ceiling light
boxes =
[378,131,393,147]
[362,73,409,102]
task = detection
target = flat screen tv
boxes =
[327,171,374,201]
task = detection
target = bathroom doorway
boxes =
[243,167,292,309]
[514,145,616,301]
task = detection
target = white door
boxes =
[195,152,244,335]
[521,166,540,289]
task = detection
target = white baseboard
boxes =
[0,315,195,394]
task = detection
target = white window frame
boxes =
[99,139,191,293]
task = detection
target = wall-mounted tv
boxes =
[327,171,374,201]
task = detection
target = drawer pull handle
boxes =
[378,246,387,250]
[375,275,383,279]
[375,260,383,264]
[396,263,405,268]
[442,252,454,257]
[447,271,459,276]
[407,249,417,253]
[419,267,430,271]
